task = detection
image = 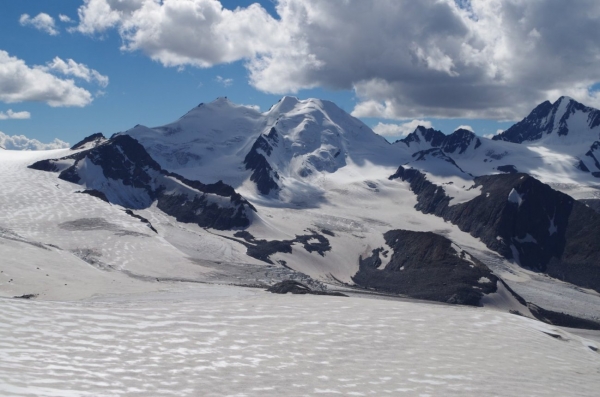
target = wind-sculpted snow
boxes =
[1,288,599,397]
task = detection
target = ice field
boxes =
[1,285,600,397]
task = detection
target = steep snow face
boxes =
[126,98,267,186]
[254,97,400,198]
[127,96,406,201]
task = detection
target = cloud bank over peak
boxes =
[373,120,433,137]
[0,131,69,150]
[72,0,600,120]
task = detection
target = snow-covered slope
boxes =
[126,96,403,203]
[5,96,600,321]
[1,287,599,397]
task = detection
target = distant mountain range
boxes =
[8,95,600,327]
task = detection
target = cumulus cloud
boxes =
[71,0,600,120]
[483,129,504,139]
[0,51,106,107]
[0,109,31,120]
[20,13,59,35]
[73,0,283,67]
[0,131,69,150]
[215,75,233,87]
[42,57,109,87]
[372,120,433,137]
[455,125,474,132]
[59,14,73,23]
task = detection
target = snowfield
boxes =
[3,95,600,396]
[1,285,600,397]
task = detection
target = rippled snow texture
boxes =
[1,289,599,397]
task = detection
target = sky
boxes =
[1,0,600,149]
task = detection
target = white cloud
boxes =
[59,14,73,23]
[242,104,260,111]
[73,0,283,67]
[372,120,433,137]
[455,125,474,132]
[0,131,69,150]
[215,75,233,87]
[20,13,59,36]
[42,57,109,88]
[0,51,94,107]
[483,129,504,139]
[0,109,31,120]
[71,0,600,120]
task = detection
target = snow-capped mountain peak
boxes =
[119,97,396,201]
[494,96,600,145]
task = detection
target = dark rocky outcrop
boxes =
[497,165,518,174]
[77,189,109,203]
[575,160,590,172]
[13,294,38,299]
[29,135,254,230]
[399,126,482,155]
[391,166,600,292]
[243,127,280,195]
[267,280,347,296]
[399,126,446,147]
[352,230,498,306]
[227,230,331,264]
[528,304,600,331]
[124,210,158,233]
[585,141,600,173]
[580,199,600,214]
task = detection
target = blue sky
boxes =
[1,0,599,146]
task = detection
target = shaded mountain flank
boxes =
[351,229,600,329]
[352,230,498,306]
[243,127,281,195]
[70,132,106,150]
[399,126,482,155]
[29,134,255,230]
[390,167,600,292]
[493,97,600,143]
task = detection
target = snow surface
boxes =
[3,97,600,395]
[1,286,599,397]
[507,188,523,206]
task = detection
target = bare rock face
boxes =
[352,230,498,306]
[391,167,600,293]
[243,127,281,195]
[267,280,347,297]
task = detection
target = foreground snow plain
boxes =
[2,284,600,397]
